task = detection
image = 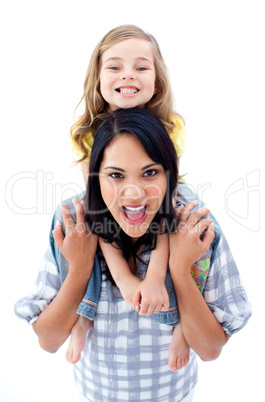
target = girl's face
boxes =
[99,38,156,111]
[99,134,167,239]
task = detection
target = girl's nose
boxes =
[121,69,135,80]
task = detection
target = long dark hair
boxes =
[85,107,178,261]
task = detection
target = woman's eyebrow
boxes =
[104,166,125,172]
[104,163,160,172]
[141,163,160,171]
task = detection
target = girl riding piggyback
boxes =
[66,25,189,372]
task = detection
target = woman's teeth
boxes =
[123,206,146,221]
[125,206,145,211]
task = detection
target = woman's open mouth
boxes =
[122,205,147,224]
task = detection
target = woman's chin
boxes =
[119,220,150,239]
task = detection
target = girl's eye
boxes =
[137,67,147,71]
[109,172,124,179]
[143,169,158,177]
[108,66,120,71]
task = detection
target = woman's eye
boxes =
[143,169,157,177]
[109,172,124,179]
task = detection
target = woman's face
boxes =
[99,134,167,239]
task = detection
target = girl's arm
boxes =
[99,238,141,308]
[132,233,170,315]
[32,199,98,353]
[169,202,229,361]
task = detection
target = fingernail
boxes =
[56,220,61,226]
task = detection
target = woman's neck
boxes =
[127,240,142,275]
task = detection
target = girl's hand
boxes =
[118,274,142,309]
[169,201,215,275]
[52,198,98,275]
[132,278,170,316]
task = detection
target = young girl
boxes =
[66,25,205,372]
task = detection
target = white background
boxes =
[1,0,264,401]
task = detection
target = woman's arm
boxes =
[169,269,229,361]
[169,202,229,361]
[33,199,98,353]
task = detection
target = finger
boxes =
[186,207,211,228]
[178,201,198,222]
[72,198,86,226]
[52,220,64,250]
[132,291,141,311]
[60,203,74,233]
[145,303,157,316]
[193,218,213,236]
[153,304,162,315]
[175,204,184,218]
[139,302,149,315]
[201,222,215,246]
[86,231,99,254]
[162,299,170,311]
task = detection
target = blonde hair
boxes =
[71,24,183,162]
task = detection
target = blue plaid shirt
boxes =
[15,184,251,401]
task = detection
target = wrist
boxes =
[170,268,194,293]
[68,263,94,282]
[145,271,166,283]
[169,258,192,278]
[114,271,134,287]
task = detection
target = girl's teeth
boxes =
[120,88,137,94]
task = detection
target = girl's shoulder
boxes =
[171,113,185,129]
[169,114,186,155]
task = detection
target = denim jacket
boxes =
[49,182,221,327]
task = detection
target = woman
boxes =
[15,108,251,401]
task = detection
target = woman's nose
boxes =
[121,183,145,200]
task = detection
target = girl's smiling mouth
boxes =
[115,86,139,94]
[122,205,147,224]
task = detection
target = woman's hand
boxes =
[169,201,215,276]
[33,198,98,353]
[52,198,98,277]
